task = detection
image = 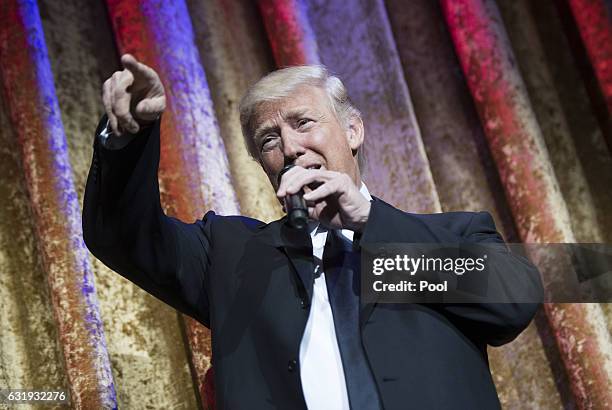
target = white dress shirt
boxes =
[300,183,372,410]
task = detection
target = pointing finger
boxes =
[121,54,157,82]
[120,53,140,72]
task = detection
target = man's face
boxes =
[250,84,363,191]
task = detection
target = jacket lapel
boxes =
[254,218,315,300]
[360,297,379,328]
[353,226,381,328]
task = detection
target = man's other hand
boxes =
[102,54,166,137]
[276,166,371,232]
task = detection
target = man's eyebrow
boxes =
[284,108,311,119]
[253,124,279,141]
[253,108,315,140]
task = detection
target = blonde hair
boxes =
[239,65,364,169]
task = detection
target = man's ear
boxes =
[346,115,364,155]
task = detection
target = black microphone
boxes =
[278,164,308,229]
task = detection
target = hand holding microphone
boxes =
[278,164,309,229]
[276,165,372,233]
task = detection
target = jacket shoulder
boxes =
[371,197,495,235]
[202,210,266,233]
[411,210,494,234]
[362,197,501,244]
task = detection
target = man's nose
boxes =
[280,128,305,162]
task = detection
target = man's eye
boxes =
[260,135,278,151]
[297,118,312,128]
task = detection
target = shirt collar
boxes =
[359,181,372,201]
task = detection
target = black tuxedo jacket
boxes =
[83,117,543,409]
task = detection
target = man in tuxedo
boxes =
[83,54,543,409]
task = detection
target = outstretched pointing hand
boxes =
[102,54,166,137]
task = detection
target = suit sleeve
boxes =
[82,115,213,327]
[360,198,544,346]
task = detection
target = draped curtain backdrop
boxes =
[1,0,611,409]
